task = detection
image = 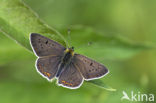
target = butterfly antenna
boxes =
[67,28,72,48]
[53,29,69,48]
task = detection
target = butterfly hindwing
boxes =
[36,56,61,80]
[58,63,83,89]
[74,54,109,80]
[30,33,65,57]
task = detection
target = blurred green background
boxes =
[0,0,156,103]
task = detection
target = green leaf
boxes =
[0,0,66,51]
[88,80,116,91]
[0,33,33,66]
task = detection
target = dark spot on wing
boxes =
[52,44,54,46]
[90,62,93,66]
[45,40,48,44]
[40,44,43,49]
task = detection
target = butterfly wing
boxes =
[30,33,65,57]
[30,33,65,80]
[74,54,109,80]
[58,63,83,89]
[36,56,61,80]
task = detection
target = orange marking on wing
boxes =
[46,73,51,77]
[61,80,73,86]
[43,72,51,77]
[38,64,44,73]
[62,80,65,83]
[43,72,46,75]
[38,64,51,77]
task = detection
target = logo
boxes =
[121,91,155,102]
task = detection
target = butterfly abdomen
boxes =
[56,63,65,77]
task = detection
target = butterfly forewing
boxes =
[58,63,83,89]
[36,56,61,80]
[30,33,65,57]
[74,54,109,80]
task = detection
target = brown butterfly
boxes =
[30,33,109,89]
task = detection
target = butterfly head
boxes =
[70,47,74,51]
[65,47,74,56]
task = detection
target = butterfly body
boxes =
[56,47,74,77]
[30,33,109,89]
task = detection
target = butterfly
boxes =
[30,33,109,89]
